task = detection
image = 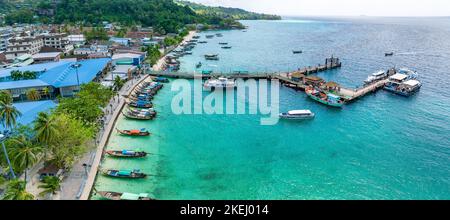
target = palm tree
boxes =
[34,112,58,144]
[26,89,41,101]
[0,101,21,130]
[113,76,124,91]
[2,179,34,200]
[0,90,13,104]
[42,87,51,99]
[38,176,61,197]
[10,135,42,187]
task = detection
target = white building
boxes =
[4,35,44,61]
[42,33,71,53]
[0,27,13,52]
[68,34,86,46]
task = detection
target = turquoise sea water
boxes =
[93,18,450,199]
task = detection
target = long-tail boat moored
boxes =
[102,169,147,179]
[105,150,148,158]
[128,101,153,109]
[123,111,154,120]
[116,128,151,136]
[128,108,157,116]
[293,50,303,54]
[305,86,344,108]
[221,46,232,49]
[97,191,154,200]
[154,77,169,83]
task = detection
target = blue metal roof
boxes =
[0,58,111,90]
[0,60,73,78]
[0,100,57,130]
[0,79,50,90]
[39,58,111,88]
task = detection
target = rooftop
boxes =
[0,58,111,89]
[0,100,57,130]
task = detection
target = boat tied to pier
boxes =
[204,77,237,89]
[384,70,422,96]
[102,169,147,179]
[279,110,315,120]
[305,86,344,107]
[105,149,148,158]
[97,191,154,200]
[116,128,151,136]
[364,70,387,84]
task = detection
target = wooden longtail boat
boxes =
[102,169,147,179]
[123,112,154,120]
[116,128,151,136]
[128,108,157,116]
[305,87,344,108]
[105,150,148,158]
[128,101,153,109]
[97,191,154,200]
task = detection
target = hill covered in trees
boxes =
[2,0,246,33]
[176,0,281,20]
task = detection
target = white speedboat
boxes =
[364,70,386,84]
[204,77,236,89]
[279,110,315,120]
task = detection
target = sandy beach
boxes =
[152,30,197,71]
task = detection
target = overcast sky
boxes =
[189,0,450,17]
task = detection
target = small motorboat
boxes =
[385,52,394,56]
[204,77,237,89]
[97,191,154,200]
[219,42,228,45]
[292,50,303,54]
[105,150,148,158]
[102,169,147,179]
[204,54,219,60]
[221,46,232,49]
[116,128,151,136]
[364,70,387,84]
[279,110,315,120]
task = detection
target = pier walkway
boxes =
[150,56,390,103]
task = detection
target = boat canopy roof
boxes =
[390,73,408,81]
[373,70,385,76]
[118,170,132,176]
[403,80,420,87]
[288,110,312,115]
[120,193,140,200]
[327,93,341,100]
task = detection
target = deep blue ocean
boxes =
[94,17,450,199]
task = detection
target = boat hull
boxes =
[306,93,343,108]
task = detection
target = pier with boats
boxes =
[150,56,422,107]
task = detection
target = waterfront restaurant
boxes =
[0,58,111,100]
